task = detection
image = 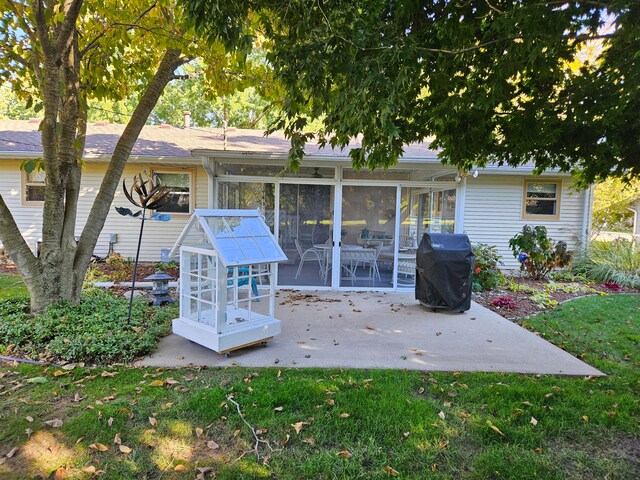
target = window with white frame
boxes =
[24,169,46,204]
[523,180,561,219]
[154,171,192,213]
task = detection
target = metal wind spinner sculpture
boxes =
[116,173,172,324]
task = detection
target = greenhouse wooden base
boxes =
[172,316,281,356]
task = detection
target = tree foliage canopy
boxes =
[185,0,639,185]
[0,0,267,312]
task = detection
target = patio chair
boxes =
[294,239,325,280]
[227,266,260,300]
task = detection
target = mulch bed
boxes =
[93,262,180,283]
[474,276,639,319]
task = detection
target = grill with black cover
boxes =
[415,233,475,312]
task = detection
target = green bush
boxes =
[508,225,572,279]
[471,243,504,291]
[571,239,640,288]
[0,288,176,363]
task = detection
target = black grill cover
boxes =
[415,233,475,312]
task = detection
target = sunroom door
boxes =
[278,183,335,287]
[338,185,397,288]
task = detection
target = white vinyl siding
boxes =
[463,175,586,270]
[0,161,208,261]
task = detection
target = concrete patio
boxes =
[138,291,604,376]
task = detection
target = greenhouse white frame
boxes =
[170,209,287,355]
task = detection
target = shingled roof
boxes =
[0,119,439,159]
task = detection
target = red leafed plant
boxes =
[603,281,622,292]
[492,296,517,309]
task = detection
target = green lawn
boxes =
[0,295,638,479]
[0,274,27,300]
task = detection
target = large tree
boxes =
[185,0,639,185]
[0,0,259,312]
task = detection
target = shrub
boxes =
[508,225,572,279]
[0,288,176,363]
[492,296,516,309]
[104,252,132,282]
[471,243,504,292]
[571,239,640,289]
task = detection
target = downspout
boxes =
[581,185,594,250]
[201,156,215,208]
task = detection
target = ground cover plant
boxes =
[0,289,176,363]
[0,294,638,479]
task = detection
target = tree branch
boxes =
[75,47,187,274]
[54,0,84,56]
[0,194,40,286]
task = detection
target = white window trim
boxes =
[22,169,46,206]
[152,169,195,215]
[522,178,562,221]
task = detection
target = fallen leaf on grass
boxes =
[281,434,290,446]
[149,417,157,427]
[100,371,117,378]
[113,434,121,445]
[486,421,505,437]
[148,380,164,387]
[107,417,113,427]
[582,415,589,421]
[119,445,132,454]
[89,443,109,452]
[291,421,308,434]
[195,427,203,438]
[206,440,219,450]
[438,411,445,420]
[383,465,399,476]
[302,437,316,445]
[44,419,63,428]
[26,377,47,384]
[337,450,352,458]
[530,417,538,426]
[274,406,283,412]
[174,464,187,471]
[82,466,96,474]
[6,447,18,458]
[326,399,335,406]
[339,413,350,419]
[25,416,33,423]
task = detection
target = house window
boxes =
[24,170,46,204]
[523,180,561,220]
[154,171,192,213]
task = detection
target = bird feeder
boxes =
[169,209,287,355]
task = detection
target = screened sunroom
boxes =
[203,154,462,291]
[169,209,287,355]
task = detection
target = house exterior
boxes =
[0,119,593,291]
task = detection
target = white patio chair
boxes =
[294,239,325,280]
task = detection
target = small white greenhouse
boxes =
[169,209,287,355]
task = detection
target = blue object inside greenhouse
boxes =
[228,267,259,301]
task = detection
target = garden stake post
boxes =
[128,206,146,325]
[117,173,172,325]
